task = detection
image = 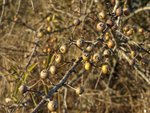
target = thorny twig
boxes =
[31,57,82,113]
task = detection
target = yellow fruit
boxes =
[82,52,90,61]
[101,64,109,74]
[126,29,133,36]
[46,16,51,22]
[47,48,51,53]
[40,69,48,79]
[55,54,62,63]
[37,32,43,38]
[5,98,12,103]
[75,87,84,95]
[105,35,111,41]
[47,100,58,112]
[19,85,28,94]
[123,26,129,32]
[97,22,105,31]
[107,40,114,48]
[105,32,109,36]
[84,61,91,70]
[60,45,67,54]
[50,65,56,75]
[99,11,105,19]
[106,19,114,27]
[138,28,144,33]
[86,45,93,52]
[43,48,47,53]
[103,49,110,57]
[76,38,84,47]
[131,51,136,58]
[73,19,80,26]
[93,53,100,62]
[47,26,51,32]
[105,32,112,40]
[116,7,122,16]
[42,59,46,65]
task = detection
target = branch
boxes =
[112,0,119,13]
[25,38,39,70]
[31,57,82,113]
[123,6,150,21]
[120,50,150,85]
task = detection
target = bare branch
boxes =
[31,57,82,113]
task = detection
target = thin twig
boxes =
[8,0,22,35]
[25,38,39,70]
[124,6,150,21]
[31,57,82,113]
[112,0,119,13]
[63,88,68,113]
[120,50,150,85]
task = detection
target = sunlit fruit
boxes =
[103,49,110,57]
[55,54,62,63]
[101,64,109,74]
[60,45,67,54]
[47,26,51,32]
[47,100,58,112]
[76,38,84,47]
[5,98,12,103]
[50,65,56,75]
[123,26,129,32]
[37,31,43,38]
[73,19,80,26]
[84,61,91,71]
[75,86,84,95]
[107,40,115,48]
[116,7,122,16]
[40,69,49,79]
[97,22,105,31]
[99,11,105,19]
[126,29,133,36]
[19,85,28,94]
[86,45,93,52]
[46,16,51,22]
[138,28,144,33]
[131,51,136,58]
[47,48,51,53]
[93,53,100,62]
[82,52,90,61]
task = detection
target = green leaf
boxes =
[14,80,22,95]
[31,94,37,106]
[22,72,28,84]
[46,53,55,68]
[44,84,49,95]
[52,14,59,23]
[27,62,38,72]
[22,63,38,84]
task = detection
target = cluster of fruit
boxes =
[16,0,149,112]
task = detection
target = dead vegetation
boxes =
[0,0,150,113]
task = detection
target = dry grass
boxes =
[0,0,150,113]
